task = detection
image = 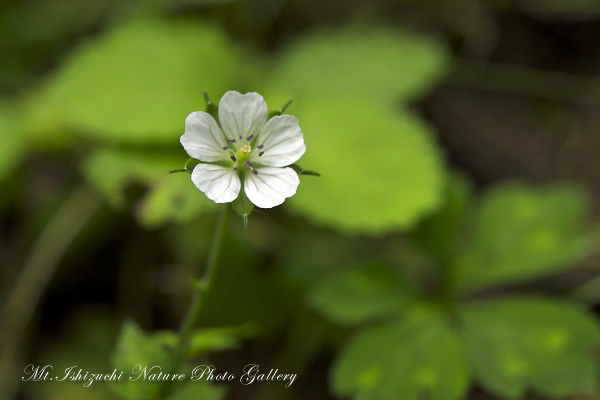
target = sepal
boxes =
[289,163,321,177]
[231,189,254,229]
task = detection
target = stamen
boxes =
[243,159,257,174]
[233,166,237,171]
[247,134,254,141]
[238,135,242,140]
[228,139,236,144]
[223,146,229,150]
[230,155,237,162]
[257,145,264,149]
[259,151,264,157]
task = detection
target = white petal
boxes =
[252,115,306,167]
[218,91,268,141]
[191,163,241,203]
[244,167,300,209]
[181,111,229,162]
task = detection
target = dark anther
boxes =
[257,145,264,149]
[228,139,236,143]
[247,134,254,141]
[230,155,237,162]
[259,151,264,157]
[252,170,258,175]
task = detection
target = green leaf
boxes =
[6,0,118,43]
[110,321,227,400]
[82,148,215,226]
[24,307,118,400]
[455,183,592,292]
[186,324,257,358]
[110,321,177,400]
[111,321,177,369]
[332,314,469,400]
[520,0,600,20]
[410,172,473,266]
[308,263,410,326]
[265,26,448,106]
[285,99,445,234]
[0,102,27,182]
[168,382,225,400]
[140,173,215,227]
[82,149,170,207]
[278,229,365,284]
[459,297,600,399]
[43,18,237,144]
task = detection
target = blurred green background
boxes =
[1,0,600,399]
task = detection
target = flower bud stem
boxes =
[158,205,230,399]
[176,204,230,355]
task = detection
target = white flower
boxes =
[180,91,306,208]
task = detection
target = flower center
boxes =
[223,136,263,175]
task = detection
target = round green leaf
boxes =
[308,263,410,326]
[286,98,445,234]
[266,26,448,106]
[44,18,238,143]
[82,148,215,226]
[459,297,600,399]
[455,184,592,292]
[333,315,469,400]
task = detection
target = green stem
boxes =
[177,204,230,356]
[438,265,459,314]
[0,185,102,398]
[570,273,600,306]
[157,205,230,399]
[449,59,600,106]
